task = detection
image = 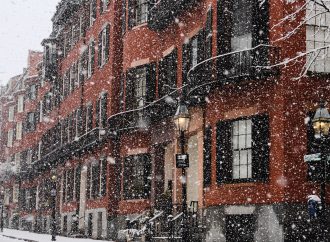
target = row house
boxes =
[0,0,330,241]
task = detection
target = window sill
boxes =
[122,198,150,202]
[217,180,268,188]
[131,22,148,30]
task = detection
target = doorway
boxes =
[225,214,256,242]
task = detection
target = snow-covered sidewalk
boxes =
[0,229,111,242]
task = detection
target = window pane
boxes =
[240,165,248,179]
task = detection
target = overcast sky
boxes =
[0,0,61,85]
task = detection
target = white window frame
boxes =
[306,0,330,73]
[17,95,24,113]
[16,122,22,140]
[8,106,14,121]
[27,149,33,166]
[232,119,253,180]
[15,152,21,171]
[101,0,109,12]
[90,0,96,27]
[87,40,94,78]
[13,184,19,203]
[101,28,107,66]
[7,129,13,147]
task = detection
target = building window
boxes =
[232,119,252,179]
[86,158,107,199]
[17,95,24,113]
[306,1,330,73]
[29,84,37,100]
[8,106,14,121]
[128,0,149,28]
[96,93,108,128]
[216,115,269,183]
[27,149,33,167]
[87,40,95,78]
[158,49,177,98]
[98,25,110,67]
[86,103,93,132]
[16,122,22,140]
[126,63,156,111]
[14,153,21,171]
[26,112,36,131]
[7,129,13,147]
[127,67,147,110]
[90,0,97,26]
[123,154,151,200]
[100,0,109,13]
[217,0,269,77]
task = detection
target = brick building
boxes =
[0,0,329,241]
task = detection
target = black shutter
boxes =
[81,106,86,134]
[92,0,97,23]
[105,25,110,62]
[128,0,136,29]
[86,165,91,199]
[252,114,270,181]
[307,111,317,154]
[126,69,135,110]
[182,41,192,95]
[204,126,212,187]
[252,0,269,46]
[98,31,102,67]
[216,120,232,183]
[158,57,166,98]
[100,0,104,13]
[205,8,213,80]
[146,63,156,103]
[143,154,152,198]
[101,159,107,196]
[96,99,100,127]
[217,0,232,78]
[159,50,178,98]
[122,0,127,34]
[120,73,125,112]
[63,172,67,203]
[101,93,108,128]
[75,165,81,201]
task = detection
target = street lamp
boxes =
[173,100,190,241]
[312,101,330,240]
[50,173,57,241]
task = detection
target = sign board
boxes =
[304,153,330,162]
[176,154,189,168]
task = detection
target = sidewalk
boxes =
[0,229,110,242]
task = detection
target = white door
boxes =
[187,135,199,204]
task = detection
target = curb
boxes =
[1,234,38,242]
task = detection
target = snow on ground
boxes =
[0,229,112,242]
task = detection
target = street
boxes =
[0,229,110,242]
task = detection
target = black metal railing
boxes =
[108,100,177,135]
[148,0,198,30]
[187,45,280,97]
[217,45,280,83]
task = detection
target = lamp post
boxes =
[50,173,57,241]
[173,100,190,242]
[312,101,330,240]
[0,187,4,232]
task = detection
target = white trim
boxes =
[162,46,175,57]
[225,205,255,215]
[126,148,148,156]
[130,58,150,68]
